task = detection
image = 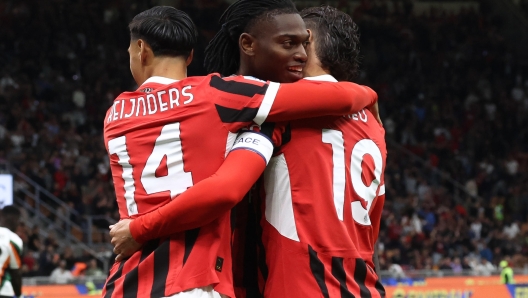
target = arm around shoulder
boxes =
[264,80,377,123]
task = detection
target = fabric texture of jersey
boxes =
[259,75,387,298]
[102,74,278,298]
[0,227,23,297]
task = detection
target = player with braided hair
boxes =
[108,2,381,297]
[204,0,298,79]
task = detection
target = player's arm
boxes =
[6,242,22,297]
[128,131,273,243]
[254,79,377,125]
[9,268,22,297]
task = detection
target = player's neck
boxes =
[5,224,16,232]
[148,57,188,81]
[303,66,330,78]
[236,63,262,80]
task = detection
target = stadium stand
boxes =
[0,0,527,281]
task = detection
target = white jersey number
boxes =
[108,122,193,216]
[323,129,383,226]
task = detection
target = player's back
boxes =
[0,227,23,297]
[260,75,387,298]
[103,74,271,298]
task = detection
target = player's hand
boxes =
[109,219,142,262]
[369,102,383,126]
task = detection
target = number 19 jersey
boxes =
[260,75,387,298]
[103,74,278,298]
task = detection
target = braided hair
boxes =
[204,0,298,76]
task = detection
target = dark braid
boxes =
[204,0,297,76]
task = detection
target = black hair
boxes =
[1,205,20,218]
[204,0,298,76]
[1,205,20,231]
[301,6,361,82]
[129,6,198,58]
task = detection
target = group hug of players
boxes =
[103,0,387,297]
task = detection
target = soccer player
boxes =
[253,7,387,297]
[111,3,388,297]
[0,206,23,298]
[104,5,377,298]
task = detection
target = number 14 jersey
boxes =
[103,75,277,298]
[260,75,387,298]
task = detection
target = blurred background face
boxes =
[251,14,309,83]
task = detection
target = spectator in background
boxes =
[27,226,41,252]
[61,247,77,270]
[388,260,406,280]
[84,259,104,278]
[474,258,496,276]
[49,260,73,284]
[38,245,58,276]
[500,260,515,284]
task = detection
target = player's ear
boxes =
[307,29,314,43]
[137,39,152,65]
[239,33,256,57]
[186,49,194,66]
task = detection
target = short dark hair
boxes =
[1,205,20,218]
[301,6,361,82]
[204,0,298,76]
[129,6,198,58]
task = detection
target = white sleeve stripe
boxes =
[230,131,274,165]
[253,82,280,125]
[379,185,385,196]
[230,148,268,164]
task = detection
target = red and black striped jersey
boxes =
[102,74,280,298]
[102,73,379,298]
[258,75,387,298]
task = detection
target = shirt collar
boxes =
[303,74,338,82]
[141,76,179,86]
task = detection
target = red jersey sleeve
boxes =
[208,74,377,131]
[208,75,272,133]
[129,137,271,243]
[266,80,377,124]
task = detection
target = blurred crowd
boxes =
[342,1,528,272]
[1,0,528,278]
[513,0,528,15]
[14,222,105,281]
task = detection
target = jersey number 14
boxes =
[108,123,193,216]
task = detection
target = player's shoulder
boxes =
[177,75,214,87]
[0,227,22,248]
[7,229,22,248]
[210,74,269,87]
[0,226,9,237]
[11,232,22,246]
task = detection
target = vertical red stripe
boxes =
[165,234,185,294]
[345,257,361,296]
[115,251,142,298]
[137,252,155,297]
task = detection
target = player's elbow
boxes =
[340,99,355,114]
